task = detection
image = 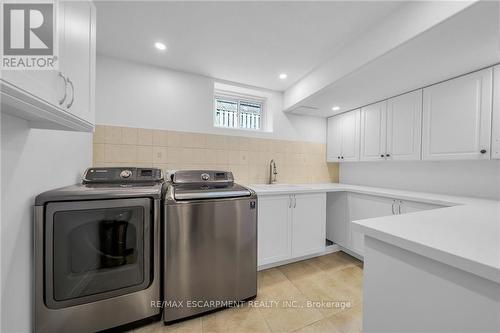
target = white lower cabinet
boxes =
[260,190,447,265]
[291,193,326,257]
[327,192,446,257]
[257,195,291,266]
[348,194,395,256]
[257,193,326,267]
[326,192,349,247]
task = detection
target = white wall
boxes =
[96,55,326,143]
[340,160,500,200]
[1,114,92,333]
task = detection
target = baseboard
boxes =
[258,244,342,271]
[338,246,364,261]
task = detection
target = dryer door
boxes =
[44,198,152,309]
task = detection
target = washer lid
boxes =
[172,184,251,201]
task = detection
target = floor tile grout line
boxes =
[256,306,277,333]
[272,256,363,332]
[276,265,330,332]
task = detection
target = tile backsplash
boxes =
[93,125,339,184]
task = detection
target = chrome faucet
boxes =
[269,159,278,184]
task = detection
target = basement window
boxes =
[214,93,264,131]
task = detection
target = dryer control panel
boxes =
[82,167,163,184]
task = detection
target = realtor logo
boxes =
[1,2,58,70]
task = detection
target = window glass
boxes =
[214,96,263,130]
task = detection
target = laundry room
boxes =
[1,1,499,333]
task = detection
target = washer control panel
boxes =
[172,170,234,185]
[82,167,163,184]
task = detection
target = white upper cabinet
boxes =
[327,110,360,162]
[326,66,496,163]
[492,65,500,159]
[327,116,343,162]
[0,2,66,112]
[341,109,361,161]
[360,91,423,162]
[422,68,493,160]
[360,101,387,161]
[0,0,95,131]
[386,90,423,160]
[59,0,96,124]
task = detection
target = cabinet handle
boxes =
[391,200,396,215]
[341,156,344,159]
[66,77,75,108]
[293,195,297,208]
[480,149,487,154]
[398,200,403,214]
[337,156,340,159]
[386,153,390,157]
[380,154,385,158]
[58,72,67,105]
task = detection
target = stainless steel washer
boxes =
[34,167,164,333]
[163,170,257,323]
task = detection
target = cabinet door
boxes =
[0,4,65,108]
[492,65,500,159]
[291,193,326,257]
[326,192,348,247]
[327,116,342,162]
[341,109,360,161]
[257,195,291,266]
[386,90,423,161]
[422,68,493,160]
[60,0,95,124]
[348,193,395,256]
[399,200,443,214]
[360,101,387,161]
[0,71,64,107]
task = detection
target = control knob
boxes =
[120,169,132,179]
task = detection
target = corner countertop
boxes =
[247,183,500,284]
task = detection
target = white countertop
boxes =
[248,183,500,283]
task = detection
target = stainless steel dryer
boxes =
[163,170,257,323]
[34,167,164,333]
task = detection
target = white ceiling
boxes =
[288,0,500,117]
[95,1,404,91]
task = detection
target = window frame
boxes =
[213,90,266,132]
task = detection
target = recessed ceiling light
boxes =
[154,42,167,51]
[332,106,341,111]
[279,73,288,80]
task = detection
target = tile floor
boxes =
[133,251,363,333]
